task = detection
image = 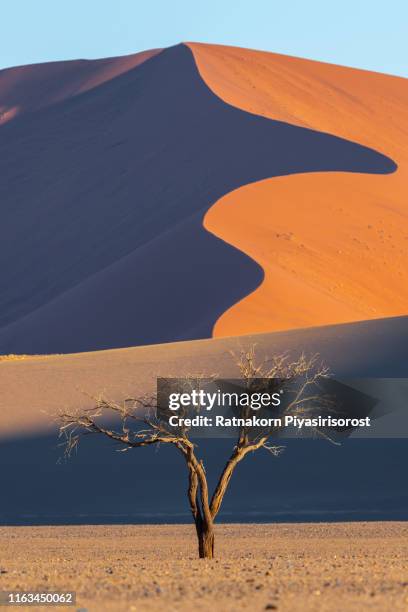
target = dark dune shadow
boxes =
[0,432,406,525]
[0,44,396,353]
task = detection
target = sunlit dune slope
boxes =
[188,42,408,336]
[0,48,161,124]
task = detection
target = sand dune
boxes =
[0,44,394,354]
[188,42,408,335]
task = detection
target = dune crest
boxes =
[188,42,408,335]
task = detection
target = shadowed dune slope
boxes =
[0,48,161,124]
[187,42,408,336]
[0,44,394,354]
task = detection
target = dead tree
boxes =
[58,348,331,559]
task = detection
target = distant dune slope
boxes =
[1,315,408,437]
[188,42,408,336]
[0,44,394,354]
[0,48,161,124]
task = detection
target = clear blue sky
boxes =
[1,0,407,77]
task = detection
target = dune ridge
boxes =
[188,42,408,336]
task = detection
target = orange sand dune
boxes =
[0,48,161,124]
[188,42,408,336]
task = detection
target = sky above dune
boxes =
[1,0,407,76]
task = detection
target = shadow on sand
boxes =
[1,432,406,525]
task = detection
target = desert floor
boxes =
[0,523,407,611]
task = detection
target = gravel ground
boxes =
[0,522,407,611]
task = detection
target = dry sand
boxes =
[0,523,407,611]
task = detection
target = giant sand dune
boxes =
[0,44,399,353]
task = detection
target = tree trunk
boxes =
[197,522,215,559]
